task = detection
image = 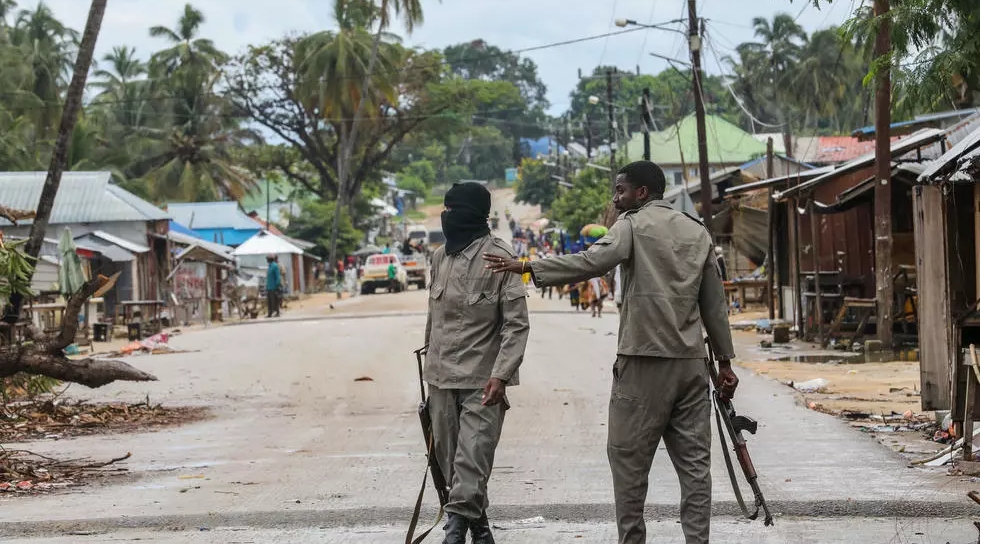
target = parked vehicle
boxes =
[427,229,446,253]
[406,224,428,245]
[360,253,408,294]
[400,251,429,289]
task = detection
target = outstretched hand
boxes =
[483,253,525,275]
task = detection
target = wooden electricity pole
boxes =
[688,0,713,235]
[873,0,894,347]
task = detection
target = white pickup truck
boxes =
[400,251,429,290]
[360,253,408,294]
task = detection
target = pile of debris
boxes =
[0,449,131,494]
[0,396,209,442]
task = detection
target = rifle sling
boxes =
[714,396,751,519]
[405,432,445,544]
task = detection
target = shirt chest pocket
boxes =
[429,283,445,301]
[464,290,500,322]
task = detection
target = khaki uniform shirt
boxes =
[530,199,735,360]
[424,234,531,389]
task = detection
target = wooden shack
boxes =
[910,128,980,411]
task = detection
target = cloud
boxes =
[21,0,857,115]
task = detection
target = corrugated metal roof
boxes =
[774,128,946,202]
[0,172,168,226]
[917,127,981,182]
[73,234,135,262]
[88,230,150,253]
[168,230,234,258]
[166,202,259,230]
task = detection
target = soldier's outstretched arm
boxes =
[485,219,634,286]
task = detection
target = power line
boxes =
[634,0,661,66]
[0,26,650,106]
[597,0,622,67]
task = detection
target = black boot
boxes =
[441,512,469,544]
[470,511,495,544]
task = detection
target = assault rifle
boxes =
[705,339,774,526]
[406,345,450,544]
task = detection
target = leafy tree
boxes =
[443,40,548,160]
[395,173,427,208]
[549,167,610,236]
[838,0,979,111]
[514,158,556,209]
[286,198,363,258]
[402,159,436,187]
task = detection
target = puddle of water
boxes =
[770,349,919,364]
[772,354,860,364]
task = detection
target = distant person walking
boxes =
[265,254,282,318]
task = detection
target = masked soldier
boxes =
[424,182,530,544]
[484,161,738,544]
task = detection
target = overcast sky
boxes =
[26,0,858,115]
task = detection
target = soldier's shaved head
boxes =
[617,161,666,200]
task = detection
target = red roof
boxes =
[803,136,901,164]
[246,212,284,235]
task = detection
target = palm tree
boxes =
[322,0,427,266]
[9,2,79,140]
[137,74,260,203]
[728,13,805,155]
[148,3,226,76]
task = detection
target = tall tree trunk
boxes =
[6,0,107,324]
[328,26,385,267]
[0,0,156,388]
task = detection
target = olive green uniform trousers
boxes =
[608,355,712,544]
[429,386,507,520]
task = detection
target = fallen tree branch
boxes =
[0,205,36,226]
[0,347,157,388]
[49,276,107,351]
[65,451,131,469]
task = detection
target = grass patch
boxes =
[423,192,443,206]
[405,209,427,221]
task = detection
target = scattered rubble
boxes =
[0,396,210,443]
[0,449,132,495]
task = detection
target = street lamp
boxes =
[588,95,600,105]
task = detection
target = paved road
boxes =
[0,288,977,543]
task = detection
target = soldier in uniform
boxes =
[484,161,738,544]
[424,182,531,544]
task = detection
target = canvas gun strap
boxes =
[714,395,752,519]
[405,432,445,544]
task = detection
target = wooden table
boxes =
[28,302,67,335]
[116,300,165,338]
[724,279,768,310]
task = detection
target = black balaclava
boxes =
[441,182,492,255]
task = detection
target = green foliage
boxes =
[514,158,557,209]
[402,159,436,187]
[2,374,59,402]
[396,173,427,194]
[838,0,979,112]
[549,167,610,236]
[285,199,362,259]
[0,236,36,307]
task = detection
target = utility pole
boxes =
[265,178,271,231]
[606,69,616,184]
[564,114,572,181]
[641,87,652,161]
[583,112,593,160]
[873,0,893,347]
[688,0,713,235]
[766,138,775,320]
